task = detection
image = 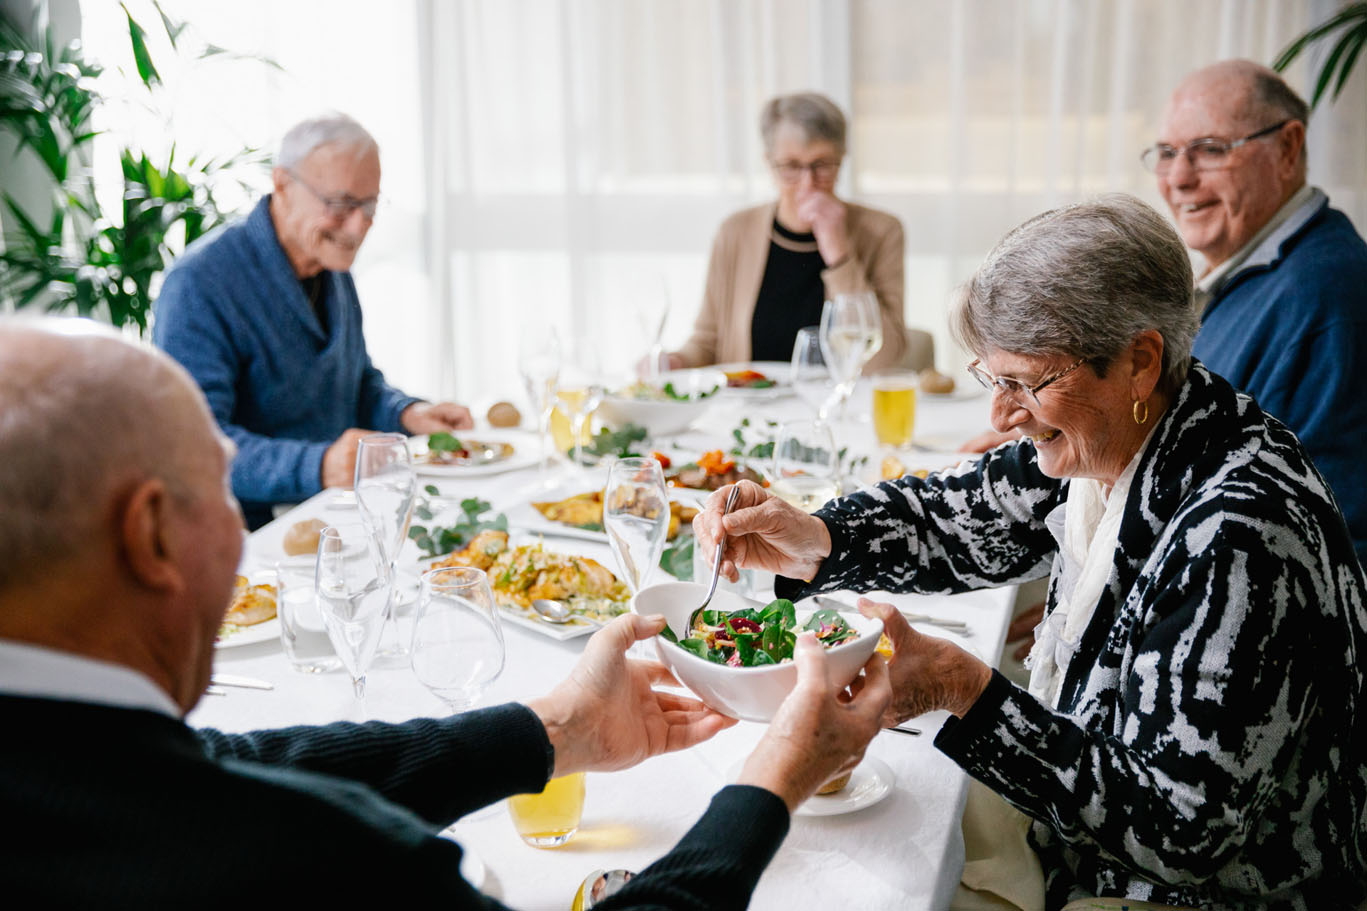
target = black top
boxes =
[3,694,791,909]
[749,220,826,362]
[300,272,329,335]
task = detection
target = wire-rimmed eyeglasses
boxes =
[1139,120,1290,174]
[966,357,1087,406]
[287,169,381,220]
[770,158,841,183]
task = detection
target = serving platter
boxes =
[410,429,539,478]
[713,361,793,401]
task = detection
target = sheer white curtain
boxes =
[419,0,1366,409]
[81,1,1367,407]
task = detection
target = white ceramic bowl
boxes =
[633,581,884,722]
[597,369,725,438]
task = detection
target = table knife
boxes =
[814,595,969,632]
[210,673,275,691]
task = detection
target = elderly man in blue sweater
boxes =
[154,113,472,529]
[1148,60,1367,568]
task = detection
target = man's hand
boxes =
[736,633,890,812]
[795,189,850,267]
[960,428,1020,454]
[527,614,737,778]
[692,480,832,583]
[401,401,474,434]
[858,599,992,725]
[321,428,375,489]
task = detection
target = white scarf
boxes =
[1026,427,1156,708]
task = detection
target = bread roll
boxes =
[487,401,522,428]
[918,367,955,395]
[282,518,326,556]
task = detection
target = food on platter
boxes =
[660,600,861,668]
[666,450,765,491]
[879,455,929,482]
[416,432,514,466]
[487,401,522,428]
[617,379,719,402]
[432,531,630,622]
[282,517,326,556]
[531,490,698,540]
[918,367,956,395]
[218,575,277,639]
[723,368,776,389]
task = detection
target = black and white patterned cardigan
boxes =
[777,362,1367,909]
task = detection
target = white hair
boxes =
[276,112,379,170]
[0,318,202,588]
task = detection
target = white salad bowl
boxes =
[632,581,884,722]
[596,369,726,438]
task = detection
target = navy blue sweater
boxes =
[153,196,419,527]
[1192,195,1367,568]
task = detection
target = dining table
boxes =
[192,365,1020,910]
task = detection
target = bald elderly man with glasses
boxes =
[154,113,473,529]
[1145,60,1367,568]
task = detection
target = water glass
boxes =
[355,433,416,660]
[411,566,505,712]
[770,419,841,513]
[819,293,882,419]
[509,771,587,847]
[315,523,391,703]
[603,457,670,594]
[275,556,341,673]
[790,326,834,419]
[872,371,918,449]
[519,327,562,474]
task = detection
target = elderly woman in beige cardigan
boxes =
[666,92,907,371]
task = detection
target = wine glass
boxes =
[790,326,837,419]
[603,457,671,595]
[354,433,416,660]
[518,327,562,475]
[770,419,841,513]
[635,278,671,381]
[315,523,391,706]
[819,293,882,420]
[411,566,506,713]
[555,367,606,470]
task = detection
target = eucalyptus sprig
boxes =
[408,486,508,559]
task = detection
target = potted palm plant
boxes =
[1274,2,1367,108]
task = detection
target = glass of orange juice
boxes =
[508,771,586,847]
[872,372,917,449]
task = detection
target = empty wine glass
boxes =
[770,419,841,513]
[819,293,882,420]
[518,327,562,475]
[603,457,671,595]
[411,566,506,713]
[315,523,391,707]
[791,326,836,419]
[355,433,416,660]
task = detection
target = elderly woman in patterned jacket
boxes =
[695,194,1367,911]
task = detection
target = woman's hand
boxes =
[692,480,832,582]
[795,189,850,266]
[857,598,993,724]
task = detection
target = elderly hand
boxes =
[527,614,737,778]
[320,427,375,489]
[692,480,832,583]
[795,189,850,267]
[858,598,992,725]
[736,633,890,812]
[401,401,475,434]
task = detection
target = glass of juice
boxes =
[872,372,918,449]
[508,772,587,847]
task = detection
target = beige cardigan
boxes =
[675,201,907,371]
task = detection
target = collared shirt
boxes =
[1194,183,1319,313]
[0,638,181,718]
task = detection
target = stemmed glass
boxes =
[819,292,882,420]
[791,325,836,420]
[518,327,562,475]
[636,279,671,381]
[411,566,506,713]
[770,419,841,513]
[354,433,417,660]
[556,368,606,470]
[603,457,671,595]
[315,523,391,707]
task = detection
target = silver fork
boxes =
[696,485,742,613]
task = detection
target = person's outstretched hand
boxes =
[692,480,832,582]
[528,613,737,777]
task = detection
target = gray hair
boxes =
[0,319,202,589]
[760,92,846,156]
[952,194,1198,391]
[1247,67,1309,177]
[277,112,379,170]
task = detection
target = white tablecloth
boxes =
[192,378,1017,910]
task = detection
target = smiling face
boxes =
[1156,68,1304,271]
[270,142,381,277]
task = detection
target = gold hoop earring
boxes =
[1133,399,1149,425]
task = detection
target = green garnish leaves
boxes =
[427,431,462,452]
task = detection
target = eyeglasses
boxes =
[286,170,380,220]
[771,158,841,183]
[966,357,1087,406]
[1139,120,1290,174]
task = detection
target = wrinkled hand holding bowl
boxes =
[597,369,726,438]
[632,581,883,722]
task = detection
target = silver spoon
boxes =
[696,485,742,613]
[530,598,576,624]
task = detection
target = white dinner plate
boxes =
[411,429,540,478]
[215,617,280,649]
[713,361,793,401]
[726,756,894,817]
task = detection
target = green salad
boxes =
[660,599,859,667]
